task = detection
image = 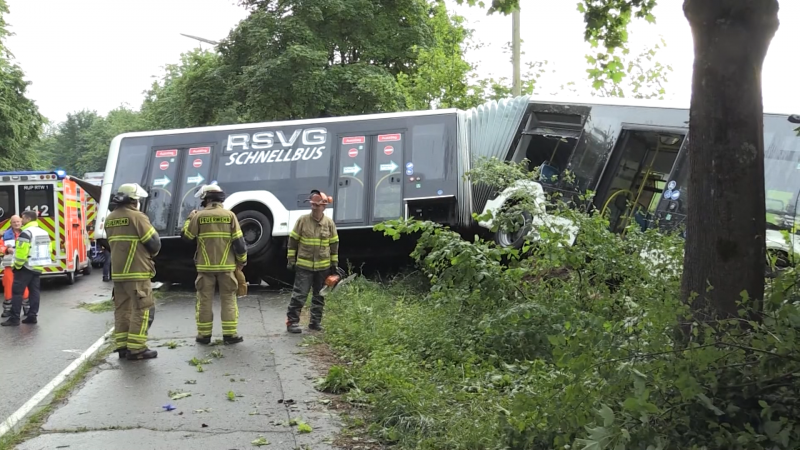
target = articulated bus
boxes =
[479,96,800,266]
[95,97,531,284]
[96,95,800,284]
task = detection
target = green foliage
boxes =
[31,106,148,175]
[322,157,800,449]
[140,50,236,129]
[454,0,664,100]
[0,0,46,171]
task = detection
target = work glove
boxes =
[286,261,295,272]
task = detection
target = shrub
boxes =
[321,157,800,450]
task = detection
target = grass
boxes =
[0,344,114,450]
[78,299,114,313]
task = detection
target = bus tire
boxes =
[493,210,532,250]
[236,210,273,258]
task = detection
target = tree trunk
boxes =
[681,0,779,320]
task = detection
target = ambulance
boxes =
[0,170,93,284]
[81,172,105,268]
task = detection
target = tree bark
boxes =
[681,0,779,320]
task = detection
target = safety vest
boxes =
[14,222,53,273]
[183,203,247,273]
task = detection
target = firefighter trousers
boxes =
[287,268,326,326]
[195,272,240,338]
[113,280,155,354]
[2,266,29,316]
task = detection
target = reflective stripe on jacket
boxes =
[182,203,247,272]
[287,214,339,271]
[13,221,52,273]
[104,204,161,281]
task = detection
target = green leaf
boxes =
[598,404,615,427]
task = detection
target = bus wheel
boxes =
[237,210,273,258]
[494,210,532,250]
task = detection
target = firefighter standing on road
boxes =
[182,184,247,345]
[1,211,52,326]
[104,183,161,361]
[285,190,339,334]
[1,215,30,318]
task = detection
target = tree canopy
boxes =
[0,0,45,171]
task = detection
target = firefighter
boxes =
[104,183,161,360]
[1,215,30,318]
[182,184,247,345]
[285,190,339,334]
[1,211,53,326]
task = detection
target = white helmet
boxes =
[117,183,148,200]
[195,182,224,199]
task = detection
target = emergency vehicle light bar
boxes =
[0,170,67,182]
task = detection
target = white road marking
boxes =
[0,327,113,438]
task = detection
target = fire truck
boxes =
[0,170,93,284]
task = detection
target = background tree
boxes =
[0,0,45,171]
[458,0,782,320]
[32,106,148,175]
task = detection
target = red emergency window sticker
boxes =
[348,148,358,158]
[378,134,401,142]
[192,159,203,168]
[159,161,170,170]
[342,136,365,144]
[156,149,178,158]
[189,147,210,155]
[383,145,394,156]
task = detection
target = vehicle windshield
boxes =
[764,125,800,234]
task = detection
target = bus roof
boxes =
[524,93,798,117]
[109,95,798,144]
[110,107,460,141]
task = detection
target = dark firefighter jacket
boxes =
[104,204,161,281]
[181,203,247,272]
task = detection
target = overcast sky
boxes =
[5,0,799,125]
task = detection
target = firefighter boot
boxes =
[127,349,158,361]
[115,347,129,359]
[224,335,244,345]
[196,335,211,345]
[308,322,323,332]
[1,299,10,318]
[287,322,302,334]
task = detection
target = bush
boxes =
[321,157,800,450]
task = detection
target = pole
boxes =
[511,8,521,97]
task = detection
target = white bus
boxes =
[96,95,800,284]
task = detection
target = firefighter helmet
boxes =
[195,182,224,199]
[308,191,333,206]
[117,183,148,200]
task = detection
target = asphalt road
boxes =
[0,271,113,424]
[15,285,341,450]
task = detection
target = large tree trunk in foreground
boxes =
[681,0,779,320]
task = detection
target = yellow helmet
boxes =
[117,183,148,200]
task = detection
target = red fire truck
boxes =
[0,170,92,284]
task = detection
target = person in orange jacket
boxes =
[1,215,30,318]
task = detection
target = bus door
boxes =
[334,132,405,227]
[653,137,691,234]
[143,145,215,236]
